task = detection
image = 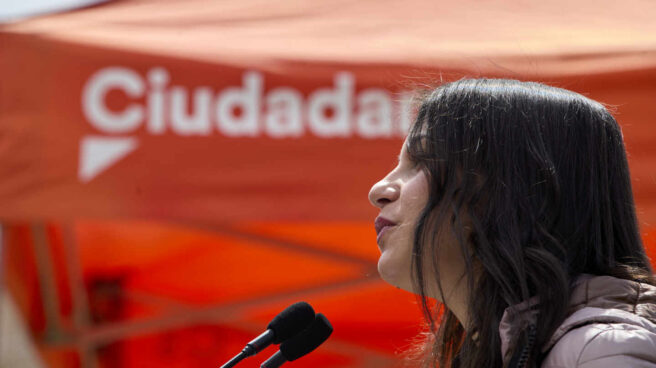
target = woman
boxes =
[368,79,656,368]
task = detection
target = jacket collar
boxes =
[498,274,656,363]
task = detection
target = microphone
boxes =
[220,302,315,368]
[260,313,333,368]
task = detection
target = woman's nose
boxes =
[368,180,400,209]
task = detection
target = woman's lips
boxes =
[375,216,397,244]
[376,225,395,244]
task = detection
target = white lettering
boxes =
[356,89,392,138]
[215,72,262,137]
[147,68,169,134]
[265,88,303,138]
[170,87,212,136]
[399,91,414,135]
[81,66,413,139]
[307,73,353,138]
[82,67,144,133]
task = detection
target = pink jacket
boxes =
[499,274,656,367]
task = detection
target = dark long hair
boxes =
[405,78,654,368]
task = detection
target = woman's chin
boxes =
[377,255,413,292]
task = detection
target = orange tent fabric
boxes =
[1,1,656,367]
[2,0,656,223]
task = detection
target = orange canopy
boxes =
[1,1,656,367]
[2,0,656,223]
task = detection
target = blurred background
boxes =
[1,0,656,367]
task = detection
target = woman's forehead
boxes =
[403,133,430,153]
[399,138,411,158]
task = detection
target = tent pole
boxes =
[62,223,91,333]
[62,222,99,368]
[31,223,65,343]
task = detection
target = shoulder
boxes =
[541,322,656,368]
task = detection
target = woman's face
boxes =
[368,138,468,308]
[368,138,429,292]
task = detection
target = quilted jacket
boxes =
[499,274,656,367]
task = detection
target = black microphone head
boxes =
[279,313,333,361]
[267,301,315,344]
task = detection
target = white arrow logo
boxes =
[78,136,138,182]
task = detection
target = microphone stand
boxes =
[221,353,247,368]
[220,330,274,368]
